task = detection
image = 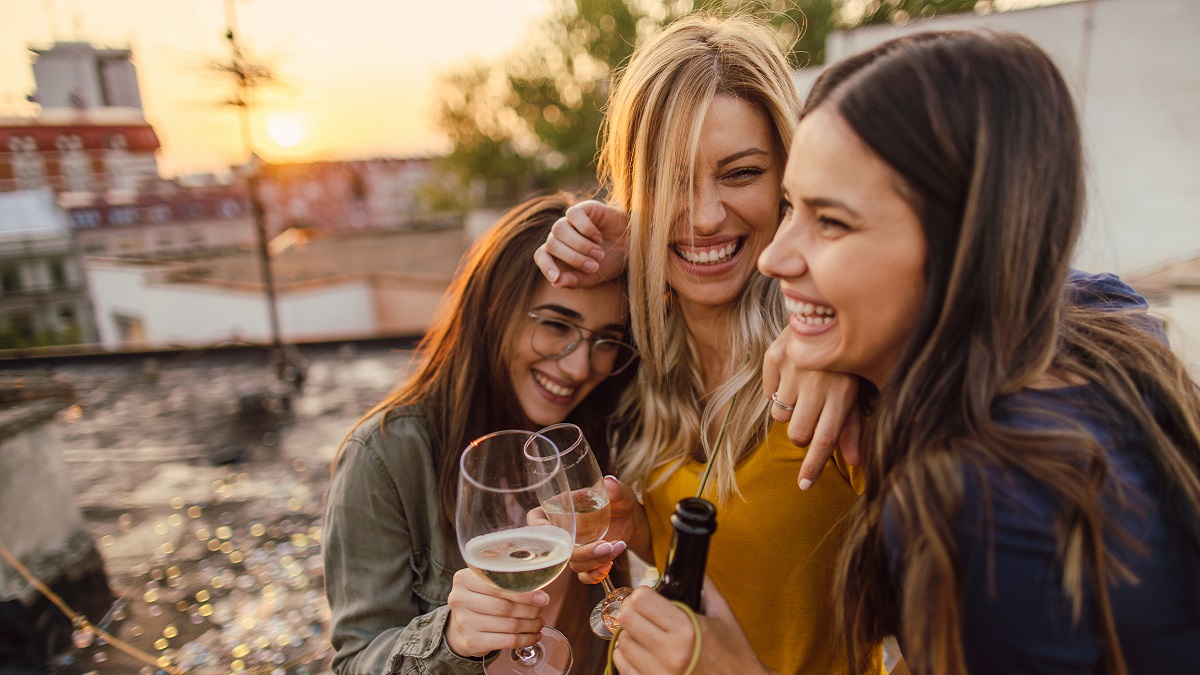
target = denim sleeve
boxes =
[1066,269,1167,344]
[324,438,485,675]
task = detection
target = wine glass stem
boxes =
[515,644,543,665]
[601,577,616,595]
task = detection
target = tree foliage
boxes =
[434,0,980,205]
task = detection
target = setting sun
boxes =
[266,114,305,149]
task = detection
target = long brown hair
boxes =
[340,193,632,533]
[807,32,1200,674]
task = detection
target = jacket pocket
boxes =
[410,547,456,607]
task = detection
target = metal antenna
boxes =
[216,0,304,394]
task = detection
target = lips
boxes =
[672,237,744,266]
[783,295,837,326]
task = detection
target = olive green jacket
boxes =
[325,404,617,674]
[324,405,485,674]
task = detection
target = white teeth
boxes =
[783,297,836,323]
[677,241,738,265]
[534,372,575,398]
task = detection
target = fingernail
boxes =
[595,542,614,557]
[532,592,549,606]
[547,268,559,284]
[583,259,599,273]
[799,478,813,491]
[591,247,605,259]
[610,540,627,556]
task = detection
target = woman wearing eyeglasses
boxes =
[323,193,637,675]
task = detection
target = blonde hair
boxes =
[601,14,800,501]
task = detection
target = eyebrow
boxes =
[716,148,770,168]
[532,304,626,334]
[802,196,865,220]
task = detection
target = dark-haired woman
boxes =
[323,193,637,674]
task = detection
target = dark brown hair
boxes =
[807,32,1200,674]
[341,192,632,533]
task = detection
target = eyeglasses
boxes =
[528,312,638,377]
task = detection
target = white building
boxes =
[84,228,468,349]
[29,41,144,112]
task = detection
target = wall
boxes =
[85,260,391,348]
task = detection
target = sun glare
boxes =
[267,114,305,149]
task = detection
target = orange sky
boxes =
[0,0,1063,178]
[0,0,553,177]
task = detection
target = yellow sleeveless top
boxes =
[644,422,883,675]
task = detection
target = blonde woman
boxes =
[535,15,877,675]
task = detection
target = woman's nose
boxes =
[556,342,593,381]
[690,182,726,236]
[759,218,807,279]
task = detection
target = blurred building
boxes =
[0,110,161,206]
[84,228,468,349]
[0,190,96,347]
[28,41,144,111]
[66,184,254,258]
[256,157,455,236]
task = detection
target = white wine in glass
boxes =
[458,430,576,675]
[535,423,631,640]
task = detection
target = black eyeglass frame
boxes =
[527,312,638,377]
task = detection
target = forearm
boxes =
[332,605,485,675]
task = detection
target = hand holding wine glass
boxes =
[445,568,552,657]
[457,430,576,675]
[536,423,639,639]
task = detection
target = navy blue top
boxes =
[885,274,1200,673]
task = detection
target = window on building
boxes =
[58,134,93,193]
[109,206,139,226]
[8,313,34,342]
[8,135,47,190]
[0,267,21,293]
[71,209,103,228]
[49,260,68,289]
[113,313,146,346]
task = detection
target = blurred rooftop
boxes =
[2,340,418,673]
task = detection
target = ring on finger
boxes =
[770,392,796,412]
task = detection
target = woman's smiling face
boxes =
[758,105,928,387]
[666,94,783,312]
[506,279,629,428]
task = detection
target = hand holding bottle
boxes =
[445,568,551,658]
[613,578,774,675]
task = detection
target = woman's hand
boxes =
[569,476,652,583]
[444,568,550,657]
[763,328,863,489]
[533,200,629,288]
[613,578,775,675]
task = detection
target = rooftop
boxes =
[2,340,419,673]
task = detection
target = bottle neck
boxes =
[655,497,716,612]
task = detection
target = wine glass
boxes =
[458,430,577,675]
[536,423,632,640]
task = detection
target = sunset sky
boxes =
[0,0,1061,178]
[0,0,553,176]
